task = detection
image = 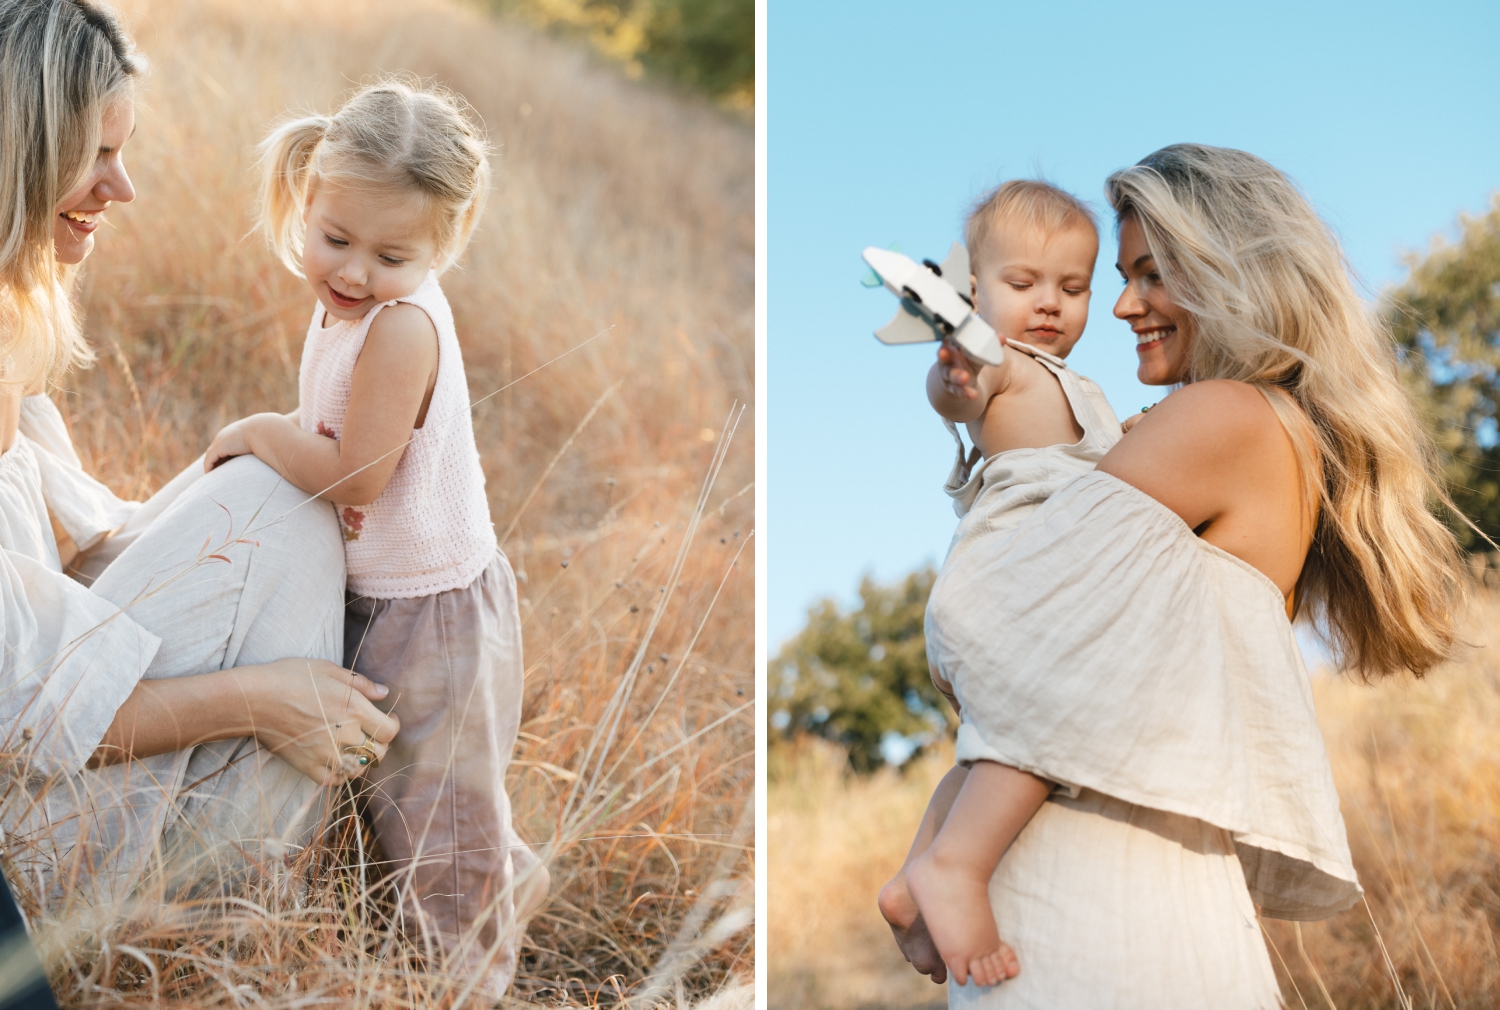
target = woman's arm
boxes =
[90,659,400,785]
[203,304,438,505]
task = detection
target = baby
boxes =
[878,180,1122,987]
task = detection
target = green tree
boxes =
[768,568,950,773]
[1390,195,1500,548]
[484,0,753,109]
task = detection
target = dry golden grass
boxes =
[16,0,753,1006]
[769,593,1500,1009]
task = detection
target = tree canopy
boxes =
[1391,196,1500,548]
[486,0,753,110]
[768,568,952,773]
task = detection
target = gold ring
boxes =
[341,734,380,770]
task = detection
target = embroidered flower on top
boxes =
[341,506,364,541]
[317,421,338,439]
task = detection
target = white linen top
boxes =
[0,396,157,777]
[925,468,1361,920]
[298,272,497,599]
[940,342,1121,567]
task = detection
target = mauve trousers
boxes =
[344,552,539,999]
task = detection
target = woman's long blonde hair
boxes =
[1106,143,1464,678]
[0,0,140,388]
[256,75,490,277]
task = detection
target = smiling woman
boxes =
[879,144,1467,1007]
[53,97,136,266]
[0,0,398,940]
[1114,216,1190,383]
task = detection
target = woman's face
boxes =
[54,94,136,266]
[1113,215,1193,385]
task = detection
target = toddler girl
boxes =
[203,77,545,997]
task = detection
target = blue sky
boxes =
[768,0,1500,648]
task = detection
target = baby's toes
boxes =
[969,951,1007,988]
[998,940,1021,978]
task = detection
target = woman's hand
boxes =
[235,659,400,785]
[91,659,400,786]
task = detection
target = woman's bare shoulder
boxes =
[1150,379,1278,429]
[1099,379,1292,530]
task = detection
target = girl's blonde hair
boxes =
[258,75,490,277]
[1106,143,1464,678]
[0,0,140,388]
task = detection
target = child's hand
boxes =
[935,340,987,401]
[205,414,285,471]
[204,418,252,472]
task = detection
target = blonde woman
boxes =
[0,0,398,908]
[885,144,1463,1005]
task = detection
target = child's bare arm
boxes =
[204,304,438,505]
[926,339,1011,423]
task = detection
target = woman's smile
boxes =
[1134,325,1175,351]
[60,208,102,233]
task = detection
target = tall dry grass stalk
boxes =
[14,0,753,1005]
[770,591,1500,1009]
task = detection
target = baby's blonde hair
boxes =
[258,75,490,276]
[965,180,1098,273]
[0,0,140,388]
[1106,143,1464,679]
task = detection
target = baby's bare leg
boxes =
[880,764,968,927]
[905,761,1049,987]
[879,764,968,979]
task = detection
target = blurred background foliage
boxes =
[480,0,753,111]
[1392,195,1500,549]
[767,568,952,772]
[771,194,1500,776]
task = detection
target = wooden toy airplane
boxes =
[861,242,1004,366]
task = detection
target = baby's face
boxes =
[971,223,1097,359]
[302,183,440,322]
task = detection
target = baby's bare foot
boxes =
[879,872,946,982]
[906,850,1020,987]
[877,872,919,930]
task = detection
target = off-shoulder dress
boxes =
[926,371,1359,1005]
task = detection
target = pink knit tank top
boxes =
[298,272,497,599]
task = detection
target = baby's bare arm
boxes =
[927,340,1010,423]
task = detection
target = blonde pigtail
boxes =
[254,115,330,277]
[255,76,492,277]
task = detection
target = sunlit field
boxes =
[770,590,1500,1009]
[18,0,753,1005]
